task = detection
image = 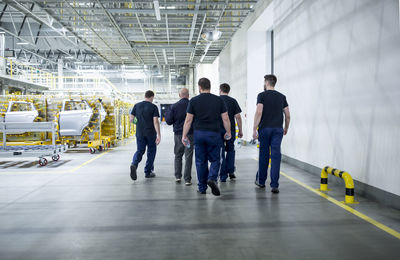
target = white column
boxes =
[57,58,63,89]
[0,33,5,76]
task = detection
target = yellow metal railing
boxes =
[320,166,357,204]
[0,56,56,89]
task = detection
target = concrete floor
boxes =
[0,125,399,260]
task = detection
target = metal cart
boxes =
[0,122,68,166]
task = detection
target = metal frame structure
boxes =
[0,0,258,69]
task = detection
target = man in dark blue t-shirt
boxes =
[129,90,161,181]
[182,78,231,196]
[219,83,243,182]
[253,75,291,193]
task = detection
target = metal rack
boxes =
[0,122,67,166]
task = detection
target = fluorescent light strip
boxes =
[153,0,161,21]
[16,41,30,45]
[200,43,211,62]
[162,49,168,64]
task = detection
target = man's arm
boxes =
[129,114,135,123]
[234,113,243,138]
[165,106,174,125]
[221,112,231,139]
[153,117,161,145]
[283,107,290,135]
[253,104,263,139]
[181,113,194,145]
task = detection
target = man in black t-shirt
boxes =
[253,75,291,193]
[219,83,243,182]
[182,78,231,196]
[129,90,161,181]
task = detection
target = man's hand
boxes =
[156,134,161,145]
[252,130,258,140]
[224,131,232,140]
[284,128,288,135]
[238,131,243,138]
[181,135,188,146]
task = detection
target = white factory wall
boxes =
[214,0,400,196]
[274,0,400,196]
[196,58,220,95]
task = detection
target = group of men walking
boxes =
[129,74,290,196]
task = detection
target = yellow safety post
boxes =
[320,166,357,204]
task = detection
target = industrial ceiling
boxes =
[0,0,258,70]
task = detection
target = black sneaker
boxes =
[185,181,192,186]
[176,178,182,183]
[255,181,266,188]
[130,165,137,181]
[229,173,236,179]
[145,172,156,178]
[207,180,221,196]
[271,187,280,194]
[197,190,206,194]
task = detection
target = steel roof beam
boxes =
[95,0,142,64]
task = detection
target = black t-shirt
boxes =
[257,90,288,129]
[220,95,242,135]
[187,93,227,133]
[131,101,160,136]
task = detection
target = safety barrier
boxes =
[320,166,357,204]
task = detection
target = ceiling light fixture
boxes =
[121,57,130,60]
[153,0,161,21]
[201,30,222,42]
[64,56,74,59]
[159,6,176,9]
[16,41,30,45]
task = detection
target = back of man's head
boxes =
[145,90,155,99]
[220,83,230,94]
[179,88,189,98]
[264,74,277,88]
[198,78,211,91]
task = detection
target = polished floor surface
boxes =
[0,125,399,260]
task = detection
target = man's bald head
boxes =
[179,88,189,99]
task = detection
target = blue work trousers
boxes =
[219,132,236,181]
[256,128,284,188]
[194,130,223,192]
[132,135,157,175]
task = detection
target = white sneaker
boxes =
[185,182,192,186]
[176,178,182,183]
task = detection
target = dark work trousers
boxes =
[194,130,223,192]
[219,132,236,181]
[132,135,157,175]
[174,134,194,182]
[256,128,284,188]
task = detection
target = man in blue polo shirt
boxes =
[129,90,161,180]
[253,74,291,193]
[182,78,231,196]
[165,88,194,186]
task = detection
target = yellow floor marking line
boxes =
[253,157,400,239]
[280,171,400,240]
[67,138,136,173]
[67,150,111,173]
